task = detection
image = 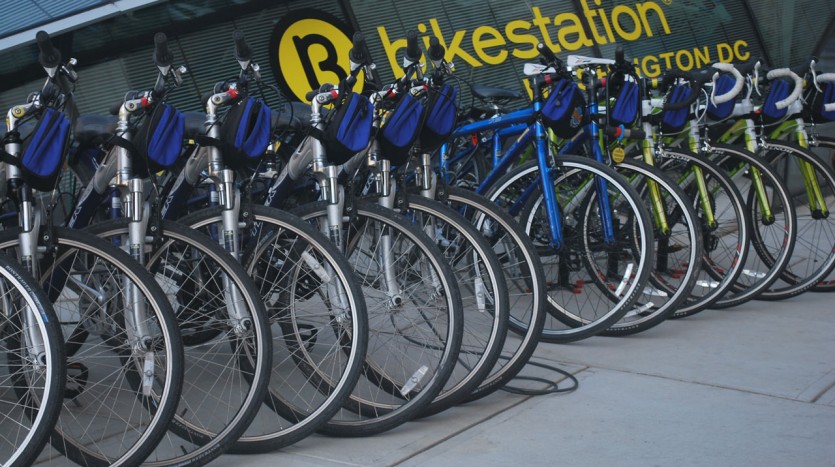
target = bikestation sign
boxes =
[270,1,757,102]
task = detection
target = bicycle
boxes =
[65,33,272,465]
[1,31,187,466]
[440,44,655,342]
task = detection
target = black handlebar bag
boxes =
[419,84,458,153]
[609,79,640,127]
[14,107,71,191]
[132,103,185,177]
[706,74,737,121]
[377,93,426,165]
[660,85,692,134]
[219,97,272,170]
[540,79,587,138]
[321,92,373,165]
[761,78,791,124]
[808,81,835,122]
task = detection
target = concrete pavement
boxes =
[218,289,835,466]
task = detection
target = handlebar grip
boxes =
[428,37,445,62]
[233,30,252,62]
[661,69,691,88]
[605,125,645,140]
[710,62,745,104]
[614,45,625,65]
[536,43,558,64]
[36,31,61,70]
[305,90,317,101]
[405,30,422,63]
[349,32,367,64]
[153,32,173,68]
[766,68,804,110]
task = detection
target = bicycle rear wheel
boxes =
[0,257,65,467]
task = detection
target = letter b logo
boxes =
[270,9,363,102]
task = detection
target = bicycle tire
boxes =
[84,219,273,466]
[0,227,184,466]
[441,187,546,403]
[804,135,835,291]
[179,205,369,452]
[651,149,752,317]
[487,156,654,342]
[399,195,509,417]
[598,159,702,335]
[703,143,798,305]
[0,256,65,467]
[755,139,835,299]
[293,200,463,437]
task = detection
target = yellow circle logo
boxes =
[270,9,363,102]
[611,146,626,164]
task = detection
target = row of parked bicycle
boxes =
[1,23,833,466]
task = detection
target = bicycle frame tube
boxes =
[769,118,829,216]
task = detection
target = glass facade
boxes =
[0,0,832,115]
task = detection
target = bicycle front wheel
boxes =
[179,205,369,452]
[804,135,835,291]
[0,257,65,467]
[0,227,184,466]
[85,219,273,466]
[293,200,463,437]
[757,140,835,299]
[488,157,654,342]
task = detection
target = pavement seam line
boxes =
[387,366,591,466]
[809,378,835,404]
[581,364,835,404]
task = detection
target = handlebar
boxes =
[153,32,173,69]
[233,30,252,62]
[660,69,710,111]
[36,31,61,73]
[765,68,804,110]
[404,30,422,65]
[536,43,559,67]
[428,37,444,63]
[349,32,370,66]
[710,62,746,104]
[614,46,625,66]
[305,83,337,102]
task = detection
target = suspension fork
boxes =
[737,120,775,224]
[790,121,828,217]
[16,193,47,365]
[374,162,407,306]
[639,124,670,237]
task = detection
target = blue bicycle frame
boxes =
[438,83,616,249]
